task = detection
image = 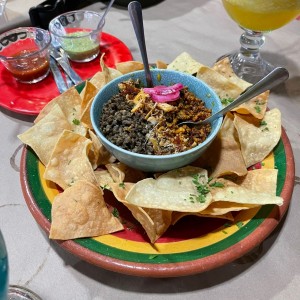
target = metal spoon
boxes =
[97,0,115,30]
[128,1,153,87]
[178,67,289,126]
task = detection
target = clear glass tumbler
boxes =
[0,230,42,300]
[0,27,51,83]
[0,0,7,16]
[0,230,8,299]
[49,10,105,62]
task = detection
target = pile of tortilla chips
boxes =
[18,52,283,244]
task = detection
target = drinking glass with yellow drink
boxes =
[221,0,300,83]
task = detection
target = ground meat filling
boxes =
[100,93,155,154]
[99,79,212,155]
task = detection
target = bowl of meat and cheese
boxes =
[91,69,222,172]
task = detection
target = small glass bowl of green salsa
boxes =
[49,10,105,62]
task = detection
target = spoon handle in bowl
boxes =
[128,1,153,87]
[202,67,289,125]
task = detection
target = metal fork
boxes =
[49,56,68,93]
[49,45,82,85]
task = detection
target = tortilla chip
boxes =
[212,57,252,90]
[171,211,234,225]
[100,53,123,80]
[18,104,72,165]
[80,81,98,113]
[115,61,144,74]
[44,130,98,190]
[49,180,123,240]
[88,129,114,169]
[167,52,204,74]
[233,108,281,167]
[89,72,108,89]
[232,90,269,119]
[199,201,258,215]
[156,60,168,69]
[219,112,238,138]
[80,97,94,129]
[125,202,173,243]
[106,162,146,183]
[126,166,213,212]
[79,81,98,130]
[34,87,82,124]
[94,169,115,190]
[110,182,135,202]
[193,113,247,177]
[196,66,244,100]
[234,168,278,196]
[209,178,283,206]
[110,182,172,243]
[89,54,122,89]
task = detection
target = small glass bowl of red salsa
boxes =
[0,27,51,84]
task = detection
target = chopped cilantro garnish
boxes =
[149,254,158,259]
[191,174,210,203]
[119,182,125,189]
[72,118,80,125]
[236,221,244,229]
[101,184,110,190]
[221,98,234,105]
[255,100,265,106]
[222,230,228,234]
[260,120,267,126]
[190,175,225,204]
[209,181,225,188]
[254,105,261,113]
[112,208,120,218]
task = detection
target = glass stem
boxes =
[239,29,265,59]
[230,28,275,83]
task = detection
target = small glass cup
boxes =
[0,27,51,84]
[49,10,105,63]
[0,230,8,299]
[1,230,42,300]
[0,0,7,16]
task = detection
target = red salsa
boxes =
[8,49,49,82]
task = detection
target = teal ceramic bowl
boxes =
[90,69,222,172]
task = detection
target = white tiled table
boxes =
[1,1,300,299]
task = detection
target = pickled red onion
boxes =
[143,83,184,102]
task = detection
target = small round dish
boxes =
[49,10,105,62]
[91,69,223,172]
[0,27,51,84]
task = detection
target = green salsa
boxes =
[62,31,100,62]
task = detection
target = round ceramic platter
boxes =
[0,33,132,115]
[20,129,295,277]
